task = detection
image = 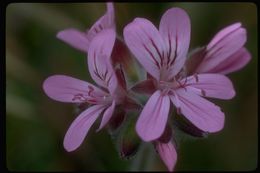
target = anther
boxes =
[201,89,206,97]
[194,73,199,83]
[87,86,94,96]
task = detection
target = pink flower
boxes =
[186,22,251,75]
[56,3,115,52]
[124,8,236,170]
[43,29,121,152]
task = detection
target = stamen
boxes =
[87,86,94,96]
[194,73,199,82]
[98,24,103,30]
[201,89,206,97]
[72,93,86,102]
[94,27,98,33]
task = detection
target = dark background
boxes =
[6,2,257,171]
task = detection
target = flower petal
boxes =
[136,90,170,141]
[207,22,241,49]
[124,18,166,81]
[88,29,118,94]
[96,100,116,131]
[196,23,247,73]
[87,2,115,41]
[183,74,235,100]
[208,47,251,74]
[43,75,107,103]
[159,7,191,78]
[156,140,177,172]
[63,105,106,152]
[56,28,90,52]
[170,89,225,132]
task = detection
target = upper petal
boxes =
[208,47,251,74]
[182,74,236,100]
[159,7,191,78]
[88,29,118,94]
[207,22,241,49]
[124,18,166,81]
[136,90,170,141]
[43,75,107,103]
[63,105,106,152]
[170,89,225,132]
[156,140,177,172]
[56,28,90,52]
[196,22,247,73]
[87,2,115,41]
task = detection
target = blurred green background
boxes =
[6,2,257,171]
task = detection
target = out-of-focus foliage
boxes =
[6,3,257,171]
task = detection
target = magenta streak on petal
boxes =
[182,74,236,100]
[93,52,110,86]
[149,37,164,67]
[166,32,172,67]
[169,35,178,67]
[143,43,160,68]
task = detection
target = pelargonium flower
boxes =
[124,7,238,171]
[57,2,138,87]
[43,29,124,152]
[56,3,115,53]
[186,22,251,75]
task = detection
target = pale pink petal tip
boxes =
[156,141,177,172]
[207,22,242,50]
[56,28,89,52]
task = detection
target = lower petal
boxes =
[63,105,106,152]
[96,100,116,131]
[171,89,225,132]
[136,90,170,141]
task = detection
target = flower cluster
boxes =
[43,3,251,171]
